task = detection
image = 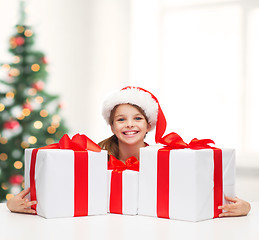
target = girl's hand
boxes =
[7,188,37,214]
[218,196,251,217]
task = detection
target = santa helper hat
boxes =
[102,86,167,143]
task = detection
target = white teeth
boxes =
[124,131,138,135]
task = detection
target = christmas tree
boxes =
[0,1,68,202]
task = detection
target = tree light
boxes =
[0,153,8,161]
[35,96,44,103]
[0,103,5,112]
[1,183,8,190]
[0,137,8,144]
[9,68,20,77]
[13,56,21,64]
[31,64,40,72]
[16,26,24,33]
[28,88,37,96]
[47,126,56,134]
[21,141,29,148]
[40,109,48,117]
[6,194,14,200]
[2,64,10,70]
[34,121,43,129]
[14,161,23,169]
[46,138,54,145]
[28,136,37,144]
[6,92,15,99]
[22,108,31,116]
[24,29,33,37]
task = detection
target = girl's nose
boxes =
[126,119,134,127]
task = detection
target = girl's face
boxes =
[111,104,151,146]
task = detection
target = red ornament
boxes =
[9,175,24,185]
[23,103,33,111]
[15,37,25,46]
[41,57,48,64]
[32,81,44,91]
[58,102,65,109]
[3,120,20,130]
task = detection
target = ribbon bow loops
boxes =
[158,132,215,150]
[108,155,139,172]
[39,134,101,152]
[159,132,188,149]
[188,138,215,149]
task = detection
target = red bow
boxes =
[158,132,215,150]
[39,134,101,152]
[108,155,139,172]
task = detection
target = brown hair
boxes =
[98,104,149,159]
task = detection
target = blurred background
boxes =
[0,0,258,202]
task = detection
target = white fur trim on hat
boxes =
[102,87,158,131]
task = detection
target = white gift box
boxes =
[138,145,235,222]
[24,148,108,219]
[107,170,139,215]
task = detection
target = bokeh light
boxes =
[14,161,23,169]
[34,121,43,129]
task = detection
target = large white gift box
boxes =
[24,148,108,218]
[138,145,235,222]
[107,169,139,215]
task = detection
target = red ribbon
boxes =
[29,134,101,216]
[156,132,222,219]
[108,155,139,172]
[158,132,215,150]
[108,155,139,214]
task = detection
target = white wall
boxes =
[0,0,130,143]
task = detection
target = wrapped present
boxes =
[24,134,108,219]
[138,132,235,222]
[107,155,139,215]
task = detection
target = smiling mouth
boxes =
[123,131,139,135]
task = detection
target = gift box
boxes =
[107,156,139,215]
[24,134,108,219]
[138,133,235,222]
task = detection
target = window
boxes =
[130,0,259,167]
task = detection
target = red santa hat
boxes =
[102,86,167,142]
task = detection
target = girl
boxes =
[99,86,250,217]
[7,86,250,217]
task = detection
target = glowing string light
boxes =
[6,194,14,200]
[31,64,40,72]
[17,115,25,120]
[40,109,48,117]
[21,141,29,148]
[13,56,21,64]
[24,29,33,37]
[46,138,54,145]
[0,153,8,161]
[1,183,8,190]
[14,161,23,169]
[34,121,43,129]
[0,137,8,144]
[2,64,10,70]
[9,68,20,77]
[16,26,24,33]
[22,108,31,116]
[28,136,37,144]
[0,103,5,112]
[52,114,61,123]
[47,126,56,134]
[6,92,15,99]
[52,122,60,128]
[28,88,37,96]
[35,96,44,104]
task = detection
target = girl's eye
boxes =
[117,118,125,122]
[135,117,143,120]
